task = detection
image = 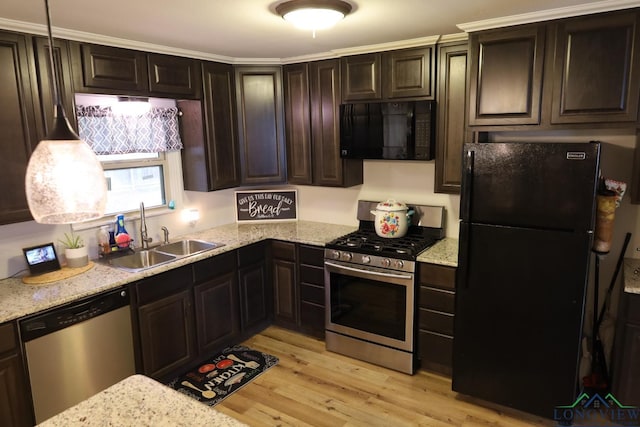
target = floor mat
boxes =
[166,345,278,407]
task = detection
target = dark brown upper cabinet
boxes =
[468,23,545,126]
[0,31,39,225]
[283,63,313,185]
[548,10,640,124]
[283,60,362,187]
[235,66,287,185]
[147,53,201,98]
[72,43,201,98]
[341,53,382,101]
[435,42,469,194]
[72,43,149,93]
[382,46,435,99]
[32,37,77,136]
[179,61,240,191]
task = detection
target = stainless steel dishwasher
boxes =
[20,287,135,423]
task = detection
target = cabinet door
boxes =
[550,10,640,124]
[180,62,240,191]
[0,353,33,427]
[272,241,298,329]
[310,59,363,187]
[237,242,273,335]
[283,63,313,185]
[74,43,148,93]
[341,53,382,101]
[0,322,33,427]
[382,46,435,99]
[32,37,77,136]
[147,53,201,98]
[468,24,545,126]
[435,43,468,194]
[235,66,286,185]
[194,271,239,354]
[138,289,195,379]
[0,31,38,225]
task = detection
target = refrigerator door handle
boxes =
[460,149,474,221]
[457,221,470,289]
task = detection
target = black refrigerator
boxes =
[453,142,601,419]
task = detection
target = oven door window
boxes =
[329,272,407,341]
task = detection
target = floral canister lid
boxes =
[375,199,409,211]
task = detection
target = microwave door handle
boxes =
[325,261,413,280]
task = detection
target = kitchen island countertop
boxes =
[623,258,640,294]
[38,374,246,427]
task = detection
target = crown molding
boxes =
[457,0,640,32]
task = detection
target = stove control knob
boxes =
[395,260,404,269]
[382,258,391,267]
[331,251,340,259]
[342,252,352,261]
[362,255,371,264]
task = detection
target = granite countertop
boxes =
[38,374,246,427]
[417,237,458,267]
[623,258,640,294]
[0,221,459,324]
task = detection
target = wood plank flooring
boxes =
[214,327,621,426]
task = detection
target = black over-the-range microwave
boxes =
[339,100,436,161]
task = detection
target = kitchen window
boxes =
[74,95,183,221]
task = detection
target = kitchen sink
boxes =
[155,239,220,256]
[106,250,177,272]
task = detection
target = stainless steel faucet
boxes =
[161,226,169,244]
[140,202,152,249]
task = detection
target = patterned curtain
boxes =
[76,105,183,154]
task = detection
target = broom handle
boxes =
[596,232,632,331]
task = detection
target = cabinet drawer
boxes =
[299,244,324,266]
[0,322,16,354]
[418,330,453,370]
[419,263,456,290]
[419,286,455,313]
[300,283,325,306]
[272,240,296,261]
[135,265,192,306]
[193,251,236,283]
[418,308,454,336]
[300,264,324,286]
[300,301,325,338]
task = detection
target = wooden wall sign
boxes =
[235,190,298,222]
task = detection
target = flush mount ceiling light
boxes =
[25,0,107,224]
[276,0,352,36]
[113,96,151,116]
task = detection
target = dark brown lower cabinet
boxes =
[237,242,273,336]
[132,266,195,381]
[193,251,240,356]
[270,242,326,338]
[418,262,456,376]
[272,241,298,330]
[613,292,640,406]
[298,244,326,338]
[0,322,33,427]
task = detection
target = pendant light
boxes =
[276,0,352,37]
[25,0,107,224]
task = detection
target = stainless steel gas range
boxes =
[324,200,445,374]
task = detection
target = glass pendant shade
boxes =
[25,106,107,224]
[277,0,352,31]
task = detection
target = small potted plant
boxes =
[59,232,88,268]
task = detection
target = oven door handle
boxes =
[324,261,413,280]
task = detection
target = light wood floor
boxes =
[214,326,620,426]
